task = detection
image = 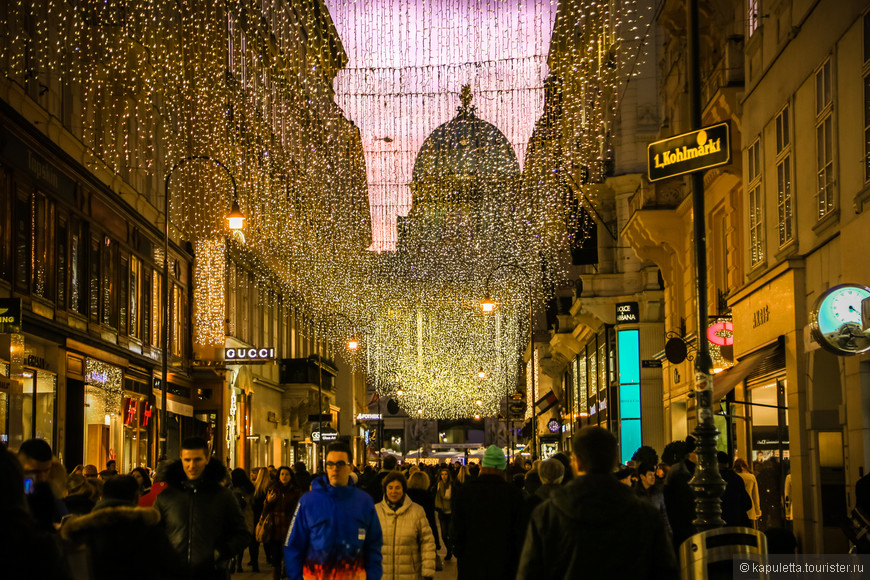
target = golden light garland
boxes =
[1,0,651,419]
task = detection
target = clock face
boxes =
[811,284,870,356]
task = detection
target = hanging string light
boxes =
[1,0,651,419]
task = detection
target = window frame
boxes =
[747,139,765,267]
[774,105,793,247]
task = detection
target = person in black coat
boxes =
[717,452,752,527]
[61,475,183,580]
[406,470,441,553]
[153,438,252,580]
[293,461,312,493]
[662,440,696,552]
[453,445,524,580]
[517,427,678,580]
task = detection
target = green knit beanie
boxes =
[482,445,506,470]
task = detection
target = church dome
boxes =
[412,90,520,184]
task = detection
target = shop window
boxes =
[747,139,764,266]
[14,191,31,292]
[101,236,117,329]
[122,395,152,472]
[21,368,57,449]
[89,234,100,321]
[32,192,55,300]
[815,59,835,220]
[119,253,128,335]
[69,218,87,315]
[151,270,162,347]
[172,283,184,358]
[749,379,789,531]
[57,213,67,309]
[83,359,123,469]
[129,256,141,339]
[142,268,152,345]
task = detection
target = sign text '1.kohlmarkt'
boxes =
[647,122,731,182]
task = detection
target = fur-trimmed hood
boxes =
[164,457,227,488]
[61,502,161,541]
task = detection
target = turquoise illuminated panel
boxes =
[618,330,640,384]
[618,329,641,464]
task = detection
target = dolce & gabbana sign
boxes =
[616,302,639,324]
[224,347,275,364]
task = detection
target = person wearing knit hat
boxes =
[452,445,524,579]
[481,445,506,471]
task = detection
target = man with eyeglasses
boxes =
[285,441,383,579]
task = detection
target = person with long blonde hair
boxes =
[250,467,272,570]
[733,458,762,524]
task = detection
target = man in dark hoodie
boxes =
[154,437,251,580]
[517,427,678,580]
[61,475,182,580]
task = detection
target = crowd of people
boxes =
[1,429,803,580]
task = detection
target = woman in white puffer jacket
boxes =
[376,471,436,580]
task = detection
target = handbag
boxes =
[255,512,274,543]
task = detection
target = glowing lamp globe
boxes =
[226,199,245,231]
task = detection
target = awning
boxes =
[712,336,784,404]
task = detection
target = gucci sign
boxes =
[224,347,275,364]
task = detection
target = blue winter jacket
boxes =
[284,475,383,580]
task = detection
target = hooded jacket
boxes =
[61,498,183,580]
[284,474,383,580]
[517,473,679,580]
[376,498,436,580]
[153,458,251,580]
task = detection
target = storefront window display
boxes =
[21,367,56,447]
[83,359,123,469]
[122,396,153,472]
[749,378,789,531]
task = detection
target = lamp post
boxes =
[161,156,243,461]
[480,262,537,460]
[686,0,725,531]
[313,312,362,472]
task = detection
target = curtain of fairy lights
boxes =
[1,0,648,419]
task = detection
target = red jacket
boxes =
[138,481,168,507]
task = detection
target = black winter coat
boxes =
[61,498,183,580]
[406,487,440,549]
[517,473,679,580]
[663,461,696,551]
[154,458,252,580]
[720,467,752,527]
[453,473,524,580]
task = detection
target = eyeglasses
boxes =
[325,461,348,469]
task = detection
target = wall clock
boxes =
[809,284,870,356]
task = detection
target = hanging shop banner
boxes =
[0,298,22,333]
[647,122,731,182]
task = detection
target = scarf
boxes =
[386,495,405,512]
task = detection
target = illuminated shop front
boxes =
[83,358,123,469]
[0,337,58,451]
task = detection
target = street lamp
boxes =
[313,312,363,472]
[481,262,537,460]
[477,368,486,379]
[161,156,242,461]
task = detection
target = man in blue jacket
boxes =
[285,441,382,579]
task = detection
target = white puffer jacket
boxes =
[376,498,436,580]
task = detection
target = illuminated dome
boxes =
[411,87,520,184]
